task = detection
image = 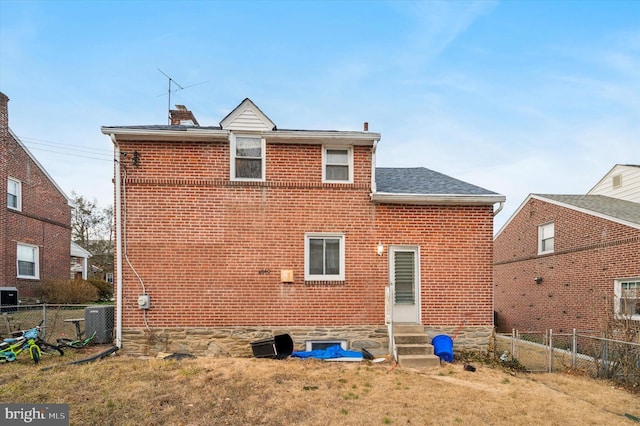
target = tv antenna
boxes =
[157,69,208,125]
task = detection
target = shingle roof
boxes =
[375,167,499,196]
[536,194,640,226]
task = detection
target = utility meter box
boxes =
[85,305,114,344]
[0,287,18,312]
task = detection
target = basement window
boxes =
[305,340,348,351]
[538,222,554,255]
[615,279,640,321]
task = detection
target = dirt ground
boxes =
[0,348,638,425]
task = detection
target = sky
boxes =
[1,0,639,233]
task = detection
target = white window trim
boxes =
[230,133,266,182]
[8,177,22,211]
[322,146,353,183]
[614,278,640,321]
[538,222,554,255]
[304,233,345,281]
[17,243,39,280]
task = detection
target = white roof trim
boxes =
[372,192,505,205]
[9,128,71,205]
[264,130,380,146]
[71,241,92,258]
[101,127,229,142]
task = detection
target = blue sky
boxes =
[1,0,639,232]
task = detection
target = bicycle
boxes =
[57,330,97,349]
[0,322,63,364]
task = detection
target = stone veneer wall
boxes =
[120,325,493,358]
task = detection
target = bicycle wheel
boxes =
[39,341,64,356]
[30,345,41,364]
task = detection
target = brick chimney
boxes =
[169,104,199,126]
[0,92,9,134]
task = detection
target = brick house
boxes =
[101,98,505,358]
[1,92,72,301]
[494,164,640,335]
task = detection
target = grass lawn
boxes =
[0,348,638,425]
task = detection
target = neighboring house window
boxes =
[230,135,265,181]
[615,279,640,320]
[323,146,353,183]
[538,222,554,254]
[7,177,22,211]
[106,273,114,284]
[304,233,345,281]
[17,243,39,279]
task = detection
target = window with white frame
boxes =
[17,243,39,279]
[323,146,353,183]
[305,233,345,281]
[615,279,640,320]
[7,177,22,211]
[231,135,265,181]
[538,222,554,254]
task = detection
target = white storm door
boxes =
[390,246,420,323]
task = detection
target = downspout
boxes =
[110,134,123,349]
[370,139,378,194]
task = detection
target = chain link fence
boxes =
[1,304,114,345]
[496,329,640,387]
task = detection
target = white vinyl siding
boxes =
[322,146,353,183]
[588,165,640,203]
[615,279,640,320]
[230,135,265,181]
[8,177,22,211]
[17,243,39,279]
[538,222,554,255]
[304,233,345,281]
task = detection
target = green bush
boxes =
[38,280,99,304]
[87,278,114,301]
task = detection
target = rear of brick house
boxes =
[494,164,640,335]
[102,99,505,358]
[1,92,72,300]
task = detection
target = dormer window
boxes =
[323,146,353,183]
[231,135,265,181]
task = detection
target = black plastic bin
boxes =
[250,334,294,360]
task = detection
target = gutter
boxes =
[371,192,506,206]
[110,134,123,349]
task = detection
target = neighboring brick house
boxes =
[101,98,505,357]
[494,164,640,335]
[1,92,72,300]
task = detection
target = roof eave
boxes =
[371,192,505,205]
[264,130,380,146]
[100,127,229,142]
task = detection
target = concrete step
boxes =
[393,333,431,345]
[398,354,441,369]
[396,343,435,356]
[393,324,425,334]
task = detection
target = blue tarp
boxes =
[291,345,363,360]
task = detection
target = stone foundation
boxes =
[120,324,494,358]
[121,325,390,357]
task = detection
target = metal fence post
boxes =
[548,329,553,373]
[42,304,47,339]
[572,328,577,368]
[511,328,516,359]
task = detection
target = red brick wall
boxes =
[494,198,640,333]
[1,94,71,298]
[116,139,495,329]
